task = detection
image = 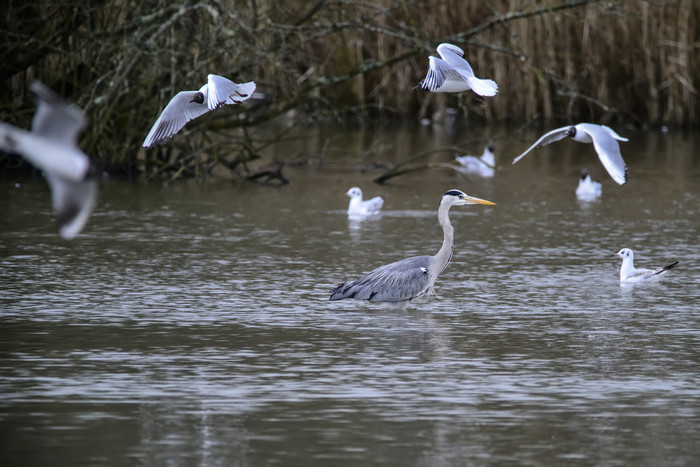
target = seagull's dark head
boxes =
[566,127,577,138]
[615,248,633,260]
[190,92,204,104]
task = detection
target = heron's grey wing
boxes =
[29,81,86,146]
[207,74,256,108]
[143,91,210,148]
[330,256,432,302]
[512,126,572,164]
[420,57,464,91]
[578,124,628,185]
[45,172,98,239]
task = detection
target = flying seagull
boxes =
[0,81,99,239]
[143,74,256,148]
[615,248,678,283]
[418,43,498,97]
[512,123,629,185]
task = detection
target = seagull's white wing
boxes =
[578,124,628,185]
[363,196,384,214]
[207,74,256,108]
[624,268,656,282]
[228,81,256,104]
[599,124,629,142]
[512,126,573,164]
[465,76,498,96]
[420,57,465,92]
[437,43,474,77]
[45,172,98,239]
[0,122,90,181]
[30,81,86,146]
[438,44,498,96]
[143,91,210,148]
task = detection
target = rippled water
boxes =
[1,125,699,466]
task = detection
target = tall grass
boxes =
[1,0,697,175]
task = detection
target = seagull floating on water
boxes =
[346,187,384,216]
[512,123,629,185]
[418,43,498,97]
[143,74,256,148]
[575,168,602,200]
[615,248,678,283]
[0,81,99,239]
[331,190,495,309]
[455,141,496,177]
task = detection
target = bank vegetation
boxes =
[1,0,698,178]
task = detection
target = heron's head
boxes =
[615,248,633,260]
[346,187,362,198]
[442,189,495,207]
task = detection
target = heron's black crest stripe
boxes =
[444,190,464,198]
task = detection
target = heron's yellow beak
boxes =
[466,196,496,205]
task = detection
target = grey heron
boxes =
[615,248,678,284]
[512,123,629,185]
[330,189,495,309]
[418,43,498,97]
[143,74,256,148]
[0,81,99,239]
[346,187,384,216]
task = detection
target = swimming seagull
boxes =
[575,168,602,200]
[346,187,384,216]
[615,248,679,283]
[0,81,99,239]
[455,141,496,177]
[512,123,629,185]
[418,43,498,97]
[330,189,495,309]
[143,74,256,148]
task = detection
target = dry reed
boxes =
[1,0,697,176]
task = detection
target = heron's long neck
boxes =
[434,203,455,274]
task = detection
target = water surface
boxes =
[1,124,699,466]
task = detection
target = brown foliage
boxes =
[1,0,697,176]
